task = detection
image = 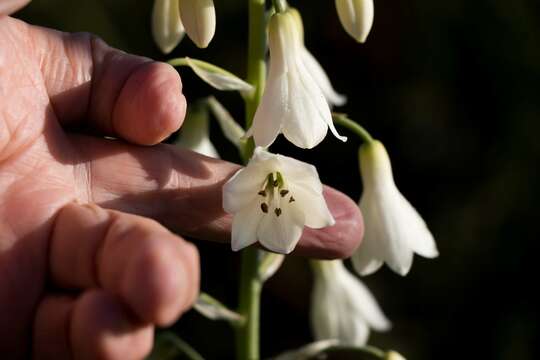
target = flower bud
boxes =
[335,0,374,43]
[152,0,184,54]
[179,0,216,48]
[386,351,407,360]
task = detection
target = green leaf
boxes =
[169,57,254,93]
[269,341,389,360]
[147,332,205,360]
[194,292,245,325]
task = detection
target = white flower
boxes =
[335,0,374,43]
[152,0,185,54]
[175,104,219,158]
[386,351,407,360]
[289,8,347,107]
[223,147,334,254]
[352,140,439,276]
[246,11,347,149]
[179,0,216,48]
[310,260,391,346]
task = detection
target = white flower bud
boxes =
[386,350,407,360]
[179,0,216,48]
[152,0,185,54]
[335,0,374,43]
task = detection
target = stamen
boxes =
[258,190,267,196]
[274,208,282,217]
[289,196,295,203]
[280,190,289,197]
[261,203,269,213]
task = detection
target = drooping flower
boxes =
[152,0,185,54]
[310,260,391,346]
[175,103,219,158]
[223,147,334,254]
[246,11,347,149]
[179,0,216,48]
[289,8,347,107]
[352,140,439,276]
[335,0,374,43]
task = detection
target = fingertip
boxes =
[113,61,186,145]
[299,187,364,259]
[121,235,200,326]
[71,290,153,360]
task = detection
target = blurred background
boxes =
[17,0,540,359]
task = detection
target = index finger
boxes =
[73,136,364,259]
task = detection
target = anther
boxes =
[274,208,282,217]
[280,190,289,197]
[261,203,269,213]
[258,190,267,197]
[289,196,295,203]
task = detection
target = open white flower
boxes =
[179,0,216,48]
[152,0,185,54]
[223,147,334,254]
[352,140,439,276]
[290,8,346,107]
[246,11,346,149]
[335,0,374,43]
[311,260,391,346]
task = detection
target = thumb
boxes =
[0,0,31,16]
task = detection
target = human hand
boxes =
[0,11,363,360]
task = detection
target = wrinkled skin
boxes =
[0,11,363,360]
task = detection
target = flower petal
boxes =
[231,200,264,251]
[257,203,305,254]
[223,168,264,214]
[301,47,347,107]
[152,0,185,54]
[247,73,286,148]
[396,192,439,258]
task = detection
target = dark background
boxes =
[18,0,540,359]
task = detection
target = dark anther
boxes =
[273,180,279,187]
[289,196,295,203]
[280,190,289,197]
[261,203,269,213]
[274,208,282,217]
[258,190,267,197]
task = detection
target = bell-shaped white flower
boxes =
[310,260,391,346]
[175,104,219,158]
[290,8,347,107]
[152,0,185,54]
[335,0,374,43]
[246,11,347,149]
[223,147,334,254]
[352,140,439,276]
[179,0,216,48]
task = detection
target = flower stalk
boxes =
[332,112,374,143]
[235,0,267,359]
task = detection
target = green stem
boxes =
[236,1,267,359]
[332,113,374,144]
[240,0,267,163]
[236,248,262,360]
[272,0,287,12]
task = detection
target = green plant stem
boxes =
[236,1,267,359]
[272,0,287,12]
[240,0,267,163]
[332,113,374,144]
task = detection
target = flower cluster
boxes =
[154,1,438,356]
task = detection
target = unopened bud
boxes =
[335,0,374,43]
[152,0,184,54]
[179,0,216,48]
